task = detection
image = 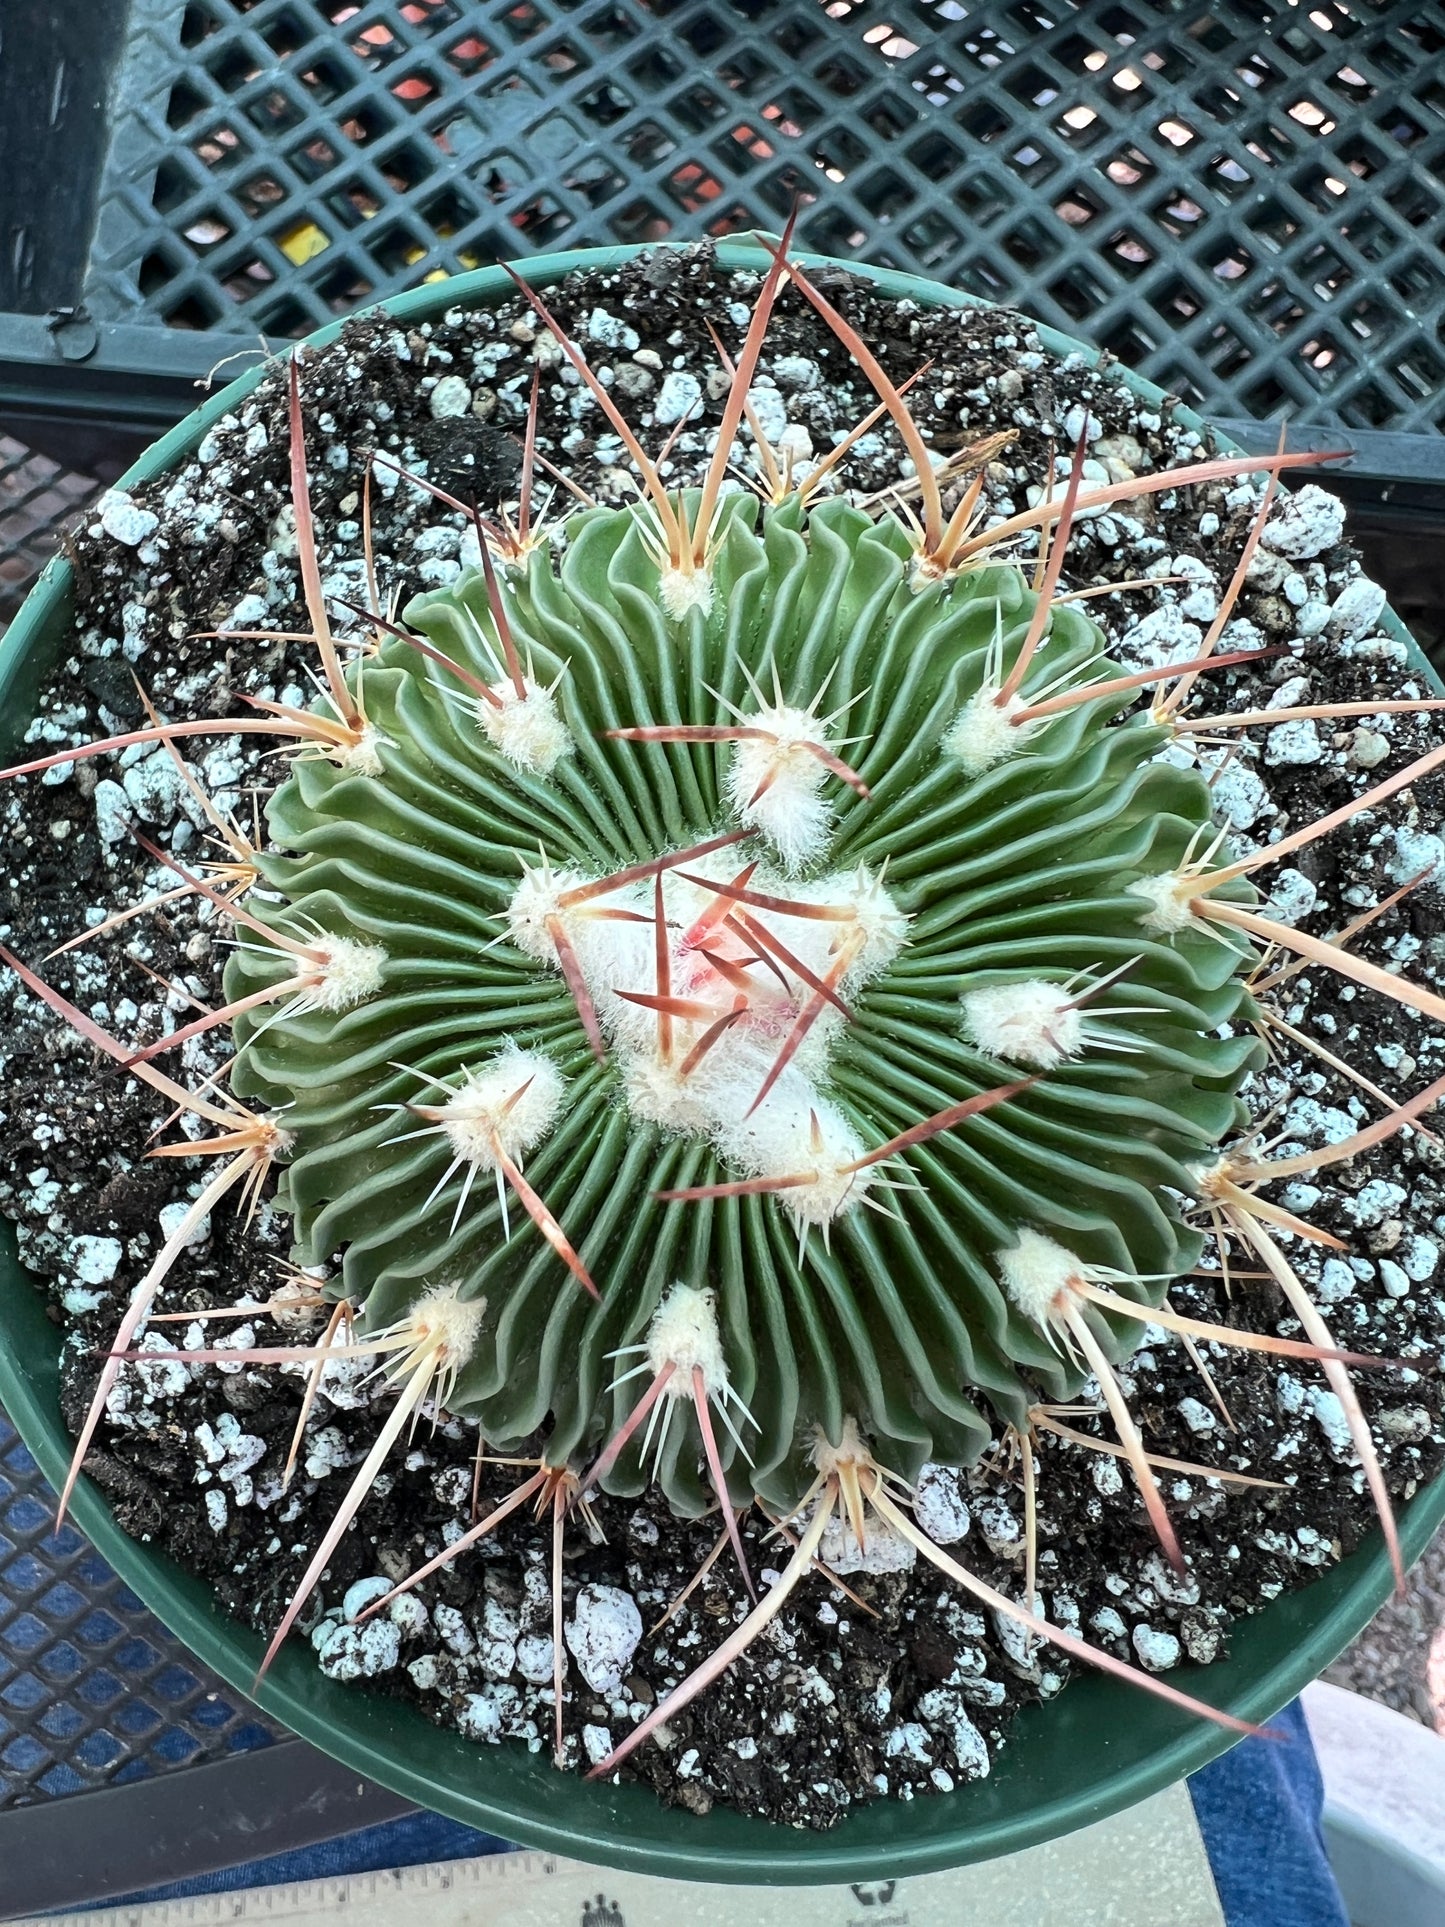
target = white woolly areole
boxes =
[404,1282,487,1365]
[645,1283,729,1400]
[996,1227,1083,1327]
[838,865,912,979]
[658,564,714,621]
[436,1044,564,1170]
[312,936,388,1012]
[718,1093,872,1228]
[961,979,1083,1070]
[941,687,1034,777]
[1128,871,1198,935]
[480,676,571,777]
[337,723,385,777]
[621,1052,720,1134]
[507,855,906,1231]
[504,872,656,1059]
[811,1414,872,1478]
[725,703,836,873]
[678,861,907,1015]
[1189,1155,1232,1200]
[504,864,591,963]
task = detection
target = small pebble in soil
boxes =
[1259,485,1346,559]
[315,1618,402,1680]
[1131,1626,1183,1672]
[428,375,473,419]
[1330,577,1387,640]
[913,1463,971,1543]
[98,493,160,548]
[565,1585,643,1694]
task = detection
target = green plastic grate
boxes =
[0,1408,284,1808]
[65,0,1445,433]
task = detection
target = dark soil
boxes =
[2,241,1443,1827]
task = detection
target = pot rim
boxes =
[0,240,1440,1884]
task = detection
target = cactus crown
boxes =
[231,476,1254,1512]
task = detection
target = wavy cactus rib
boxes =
[226,480,1258,1513]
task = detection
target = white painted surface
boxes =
[19,1779,1223,1927]
[1305,1679,1445,1927]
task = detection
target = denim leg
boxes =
[1187,1699,1349,1927]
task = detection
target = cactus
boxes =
[226,478,1256,1509]
[7,238,1445,1783]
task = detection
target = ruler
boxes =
[21,1782,1223,1927]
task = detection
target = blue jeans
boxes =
[93,1700,1347,1926]
[1187,1699,1349,1927]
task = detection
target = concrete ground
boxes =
[1328,1524,1445,1731]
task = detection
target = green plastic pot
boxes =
[1,242,1441,1884]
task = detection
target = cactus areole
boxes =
[230,484,1256,1512]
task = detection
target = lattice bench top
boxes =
[71,0,1445,435]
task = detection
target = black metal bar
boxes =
[0,2,134,313]
[1208,419,1445,524]
[0,1737,417,1921]
[0,312,264,470]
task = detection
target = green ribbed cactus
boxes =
[15,240,1436,1782]
[226,480,1258,1512]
